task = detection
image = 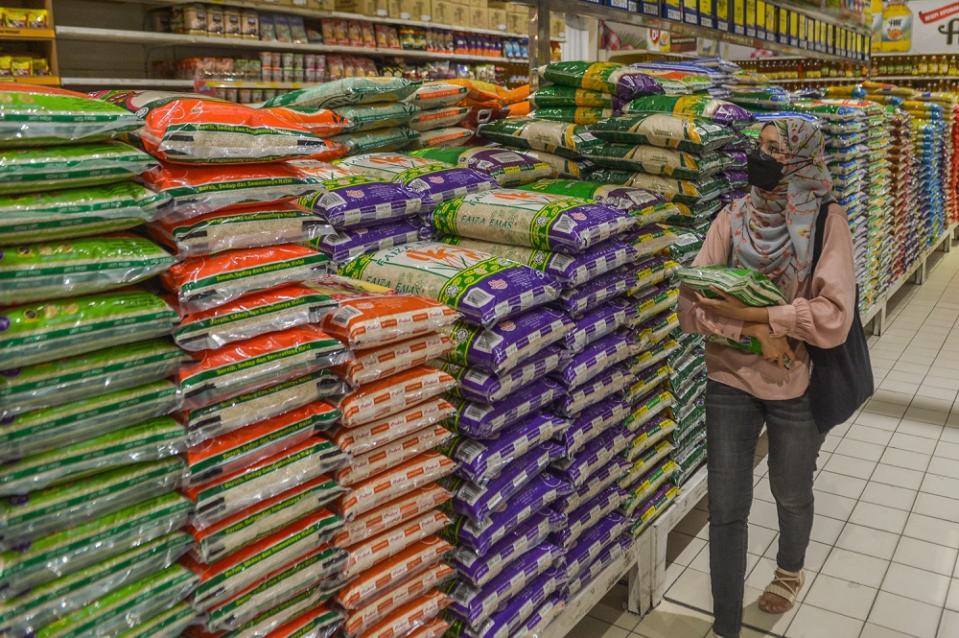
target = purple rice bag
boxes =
[445,412,567,483]
[442,473,570,555]
[304,176,422,228]
[568,535,631,597]
[552,486,626,548]
[555,456,631,513]
[620,439,674,490]
[721,189,748,205]
[624,386,675,432]
[457,147,555,187]
[471,568,567,638]
[632,309,679,347]
[629,282,678,327]
[554,399,631,458]
[516,594,564,636]
[551,331,635,389]
[447,542,563,626]
[447,378,565,439]
[314,217,433,263]
[724,169,748,188]
[452,511,556,586]
[445,442,564,520]
[624,362,671,405]
[562,299,632,353]
[566,512,629,575]
[552,428,630,488]
[437,347,562,404]
[553,363,632,418]
[442,307,573,374]
[556,266,631,317]
[629,338,680,376]
[395,165,498,208]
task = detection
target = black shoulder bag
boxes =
[805,200,874,433]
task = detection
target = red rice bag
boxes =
[337,333,452,387]
[161,244,331,313]
[335,424,452,487]
[263,605,343,638]
[336,536,452,610]
[405,618,449,638]
[338,366,456,427]
[177,325,348,409]
[333,397,455,455]
[337,452,456,520]
[364,590,450,638]
[320,295,459,349]
[333,483,450,548]
[343,510,449,578]
[262,106,352,138]
[344,564,455,637]
[185,402,340,485]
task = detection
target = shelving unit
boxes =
[0,0,60,86]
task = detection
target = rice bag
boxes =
[140,162,322,222]
[624,363,671,405]
[624,388,676,432]
[555,457,630,514]
[532,106,614,124]
[314,217,433,263]
[337,155,496,207]
[409,107,470,132]
[343,509,449,578]
[338,332,452,387]
[523,149,594,179]
[337,452,456,520]
[334,483,450,548]
[621,459,678,516]
[553,364,633,417]
[529,85,613,109]
[333,102,419,133]
[517,178,662,214]
[587,170,726,206]
[584,144,726,180]
[437,347,562,404]
[554,428,630,489]
[411,146,554,188]
[344,563,455,637]
[447,378,565,439]
[0,417,186,496]
[0,492,191,597]
[364,590,449,638]
[409,83,469,110]
[0,235,174,304]
[566,513,630,575]
[539,62,664,101]
[189,474,344,564]
[675,264,787,305]
[553,488,624,548]
[629,255,680,295]
[260,105,351,138]
[590,113,736,152]
[184,437,346,529]
[302,175,422,229]
[622,94,753,126]
[441,306,572,373]
[552,331,635,388]
[263,78,421,109]
[331,127,419,155]
[404,618,448,638]
[318,292,457,349]
[568,536,630,596]
[339,242,560,327]
[453,569,565,638]
[562,299,632,353]
[115,602,197,638]
[338,366,456,427]
[630,283,679,327]
[0,143,156,195]
[0,181,167,245]
[0,84,141,146]
[336,424,452,486]
[413,127,474,148]
[452,511,555,589]
[178,326,347,409]
[260,606,343,638]
[555,399,631,458]
[557,266,631,316]
[632,484,679,536]
[333,397,454,456]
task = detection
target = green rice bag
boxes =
[0,236,175,304]
[0,289,178,371]
[0,182,168,246]
[0,143,156,195]
[0,339,188,420]
[587,170,726,205]
[0,417,186,496]
[522,149,595,179]
[621,95,752,127]
[115,603,196,638]
[529,86,613,109]
[0,459,185,549]
[332,127,419,155]
[538,62,664,101]
[531,107,614,125]
[262,77,421,109]
[36,564,197,638]
[0,492,192,597]
[333,103,419,133]
[581,144,725,179]
[589,114,736,152]
[0,533,192,637]
[0,89,142,147]
[207,584,334,637]
[477,118,602,158]
[675,265,786,306]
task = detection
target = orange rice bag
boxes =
[344,565,455,637]
[262,106,351,138]
[336,536,452,609]
[333,397,455,455]
[337,332,452,386]
[337,366,456,427]
[320,294,459,349]
[335,424,451,487]
[336,452,455,519]
[405,618,449,638]
[333,483,450,548]
[342,510,449,578]
[263,606,343,638]
[363,590,450,638]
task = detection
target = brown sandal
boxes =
[758,568,804,614]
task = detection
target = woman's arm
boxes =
[766,204,856,348]
[677,208,744,341]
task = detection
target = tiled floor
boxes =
[571,242,959,638]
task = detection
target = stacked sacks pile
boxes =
[0,85,194,636]
[408,82,474,150]
[448,78,531,136]
[338,238,572,636]
[324,293,462,638]
[913,93,956,240]
[887,107,917,280]
[904,98,948,248]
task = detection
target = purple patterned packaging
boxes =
[724,169,748,189]
[551,486,626,548]
[568,535,631,597]
[437,347,563,404]
[314,217,433,263]
[721,189,748,205]
[516,594,564,636]
[442,307,573,374]
[551,331,635,389]
[453,511,556,586]
[566,512,630,575]
[552,428,631,488]
[446,442,565,520]
[562,299,632,353]
[397,165,498,208]
[553,363,632,417]
[555,400,631,458]
[444,412,567,483]
[304,176,422,228]
[552,239,637,286]
[448,378,565,439]
[556,266,631,317]
[447,542,563,626]
[629,282,678,327]
[471,568,567,638]
[442,473,570,555]
[539,62,665,101]
[555,456,631,513]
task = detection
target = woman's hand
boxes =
[695,288,769,324]
[744,322,795,369]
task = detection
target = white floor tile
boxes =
[849,501,910,534]
[835,438,887,462]
[939,610,959,638]
[836,523,901,560]
[935,440,959,461]
[669,534,707,568]
[946,579,959,613]
[920,474,959,500]
[893,536,959,577]
[814,489,858,520]
[821,547,889,588]
[665,568,713,614]
[785,604,863,638]
[855,410,903,431]
[881,562,952,607]
[895,419,945,440]
[802,573,878,620]
[927,456,959,480]
[747,524,778,558]
[815,471,867,500]
[861,622,920,638]
[570,615,634,638]
[880,446,932,471]
[740,584,800,636]
[871,463,926,491]
[632,600,713,638]
[914,493,959,525]
[904,512,959,550]
[889,431,939,454]
[860,482,918,511]
[809,513,845,545]
[868,591,943,638]
[846,424,894,446]
[824,453,877,480]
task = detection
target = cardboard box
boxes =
[432,0,453,22]
[311,0,336,10]
[549,14,565,36]
[413,0,431,20]
[470,6,488,28]
[448,2,467,25]
[335,0,378,13]
[506,11,525,32]
[488,7,507,30]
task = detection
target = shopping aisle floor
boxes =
[573,241,959,638]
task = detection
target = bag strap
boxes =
[811,197,833,271]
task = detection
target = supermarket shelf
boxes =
[6,75,61,85]
[651,466,708,607]
[766,76,865,83]
[56,25,528,63]
[872,75,959,81]
[0,27,55,39]
[860,299,884,329]
[60,76,194,87]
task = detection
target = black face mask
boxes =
[747,149,784,191]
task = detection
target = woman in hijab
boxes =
[678,118,856,638]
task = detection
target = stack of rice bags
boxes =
[0,84,197,637]
[101,90,362,637]
[323,292,463,638]
[339,238,572,636]
[914,94,954,242]
[407,82,473,150]
[904,99,948,249]
[887,107,918,279]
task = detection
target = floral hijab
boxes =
[729,118,832,300]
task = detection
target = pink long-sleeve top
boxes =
[677,203,856,401]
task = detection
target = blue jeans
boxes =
[705,380,825,638]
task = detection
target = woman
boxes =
[678,118,856,638]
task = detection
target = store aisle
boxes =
[574,241,959,638]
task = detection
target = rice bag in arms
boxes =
[437,347,563,404]
[0,143,156,195]
[337,452,456,520]
[590,113,736,152]
[0,181,168,245]
[301,175,422,229]
[538,62,665,101]
[263,77,421,109]
[338,366,456,427]
[336,424,452,486]
[338,332,452,387]
[339,242,560,328]
[314,218,433,264]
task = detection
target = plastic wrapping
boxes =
[343,510,450,578]
[452,512,554,588]
[320,293,459,349]
[409,107,470,133]
[261,107,350,138]
[445,414,566,484]
[553,364,632,418]
[302,175,422,229]
[556,457,630,514]
[338,333,452,387]
[438,348,562,405]
[336,424,452,487]
[555,400,631,459]
[314,218,434,265]
[364,590,450,638]
[0,143,156,195]
[554,429,631,489]
[552,331,635,389]
[333,397,454,456]
[553,488,625,548]
[563,299,632,353]
[338,366,456,427]
[448,378,565,439]
[263,78,420,109]
[409,83,468,110]
[568,536,630,597]
[344,562,455,637]
[206,581,337,637]
[260,606,343,638]
[337,452,456,520]
[117,602,197,638]
[557,266,631,317]
[415,146,554,188]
